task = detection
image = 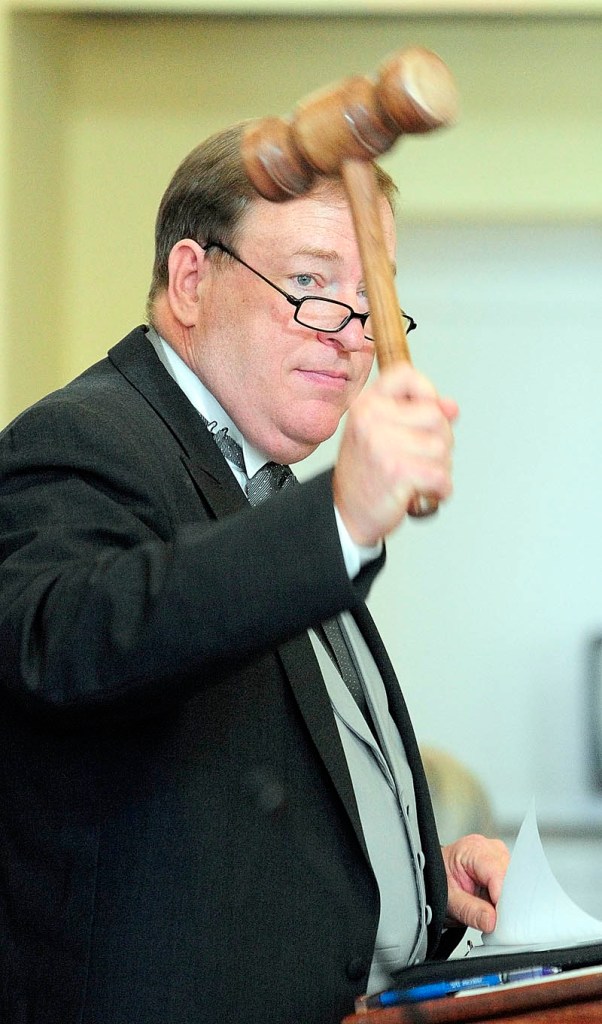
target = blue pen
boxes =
[356,966,561,1011]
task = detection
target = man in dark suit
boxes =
[0,122,508,1024]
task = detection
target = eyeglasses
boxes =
[203,241,417,342]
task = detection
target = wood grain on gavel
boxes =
[241,48,458,517]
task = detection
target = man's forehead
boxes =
[239,187,396,256]
[245,187,350,228]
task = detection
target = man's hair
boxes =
[147,120,399,320]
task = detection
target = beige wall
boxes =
[0,12,8,418]
[4,14,67,418]
[1,8,601,422]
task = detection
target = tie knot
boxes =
[246,462,295,506]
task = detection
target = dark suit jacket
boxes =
[0,326,447,1024]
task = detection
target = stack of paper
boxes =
[468,801,602,956]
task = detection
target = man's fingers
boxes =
[447,888,498,934]
[371,364,458,422]
[372,361,439,402]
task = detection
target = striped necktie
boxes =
[209,425,296,505]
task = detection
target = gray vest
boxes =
[309,612,429,995]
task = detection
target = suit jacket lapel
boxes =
[278,633,369,861]
[108,326,247,519]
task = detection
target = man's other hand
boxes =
[442,833,511,933]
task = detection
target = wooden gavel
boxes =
[241,47,458,517]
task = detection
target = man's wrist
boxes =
[334,505,383,579]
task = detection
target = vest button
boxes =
[346,957,368,981]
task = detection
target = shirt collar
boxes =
[148,327,269,477]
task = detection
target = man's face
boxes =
[190,187,397,464]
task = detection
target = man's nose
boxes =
[318,316,371,352]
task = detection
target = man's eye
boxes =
[293,273,315,289]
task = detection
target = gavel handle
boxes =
[341,158,439,518]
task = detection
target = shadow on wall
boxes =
[421,746,495,846]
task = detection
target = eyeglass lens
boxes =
[295,298,412,341]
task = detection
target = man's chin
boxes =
[266,401,348,463]
[288,421,341,461]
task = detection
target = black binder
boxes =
[390,940,602,990]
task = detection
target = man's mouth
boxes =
[296,368,349,387]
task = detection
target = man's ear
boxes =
[166,240,208,327]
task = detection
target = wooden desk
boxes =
[342,970,602,1024]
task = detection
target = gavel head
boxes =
[241,46,458,201]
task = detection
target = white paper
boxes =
[468,799,602,956]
